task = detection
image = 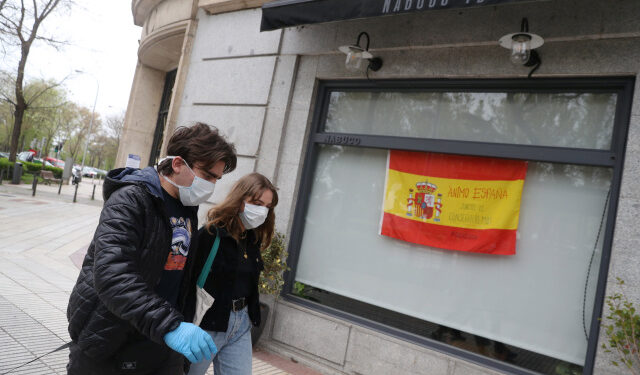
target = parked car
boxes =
[17,151,35,162]
[94,168,108,176]
[81,166,98,178]
[44,157,65,169]
[0,151,9,159]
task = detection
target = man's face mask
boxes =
[160,156,215,206]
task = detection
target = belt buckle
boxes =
[232,298,244,311]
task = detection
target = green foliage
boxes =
[0,157,16,181]
[554,363,582,375]
[601,278,640,374]
[293,281,306,296]
[0,73,120,169]
[21,161,43,173]
[42,165,63,178]
[258,232,289,296]
[0,158,62,180]
[15,160,61,176]
[21,173,43,184]
[293,281,312,299]
[0,157,12,170]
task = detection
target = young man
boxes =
[67,123,237,374]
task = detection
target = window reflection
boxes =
[294,145,611,374]
[326,92,616,150]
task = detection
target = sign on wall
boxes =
[125,154,141,169]
[380,150,527,255]
[261,0,541,31]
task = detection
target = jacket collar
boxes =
[215,225,257,243]
[105,167,164,200]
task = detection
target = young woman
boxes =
[187,173,278,375]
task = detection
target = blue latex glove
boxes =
[163,322,217,363]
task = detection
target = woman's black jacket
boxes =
[184,226,264,331]
[66,167,198,361]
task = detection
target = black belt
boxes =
[231,297,248,311]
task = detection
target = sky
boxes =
[3,0,142,120]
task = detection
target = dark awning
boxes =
[261,0,543,31]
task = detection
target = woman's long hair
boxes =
[205,173,278,249]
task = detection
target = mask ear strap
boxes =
[161,174,183,188]
[157,156,176,169]
[159,156,183,187]
[181,159,195,174]
[170,156,195,174]
[158,155,195,176]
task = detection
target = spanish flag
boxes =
[380,151,527,255]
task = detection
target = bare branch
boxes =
[27,103,65,110]
[16,0,26,44]
[34,34,70,48]
[40,0,62,20]
[0,97,16,106]
[3,0,72,161]
[0,12,21,31]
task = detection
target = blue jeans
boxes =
[187,307,253,375]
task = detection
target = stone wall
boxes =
[176,0,640,373]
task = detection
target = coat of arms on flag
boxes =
[380,150,527,255]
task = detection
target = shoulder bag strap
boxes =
[196,227,220,288]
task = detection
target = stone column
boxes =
[115,61,165,168]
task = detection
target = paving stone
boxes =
[0,192,296,375]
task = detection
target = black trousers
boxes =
[67,342,184,375]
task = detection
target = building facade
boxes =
[119,1,640,374]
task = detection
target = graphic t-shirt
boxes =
[155,188,196,307]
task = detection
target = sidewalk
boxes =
[2,176,105,207]
[0,186,315,375]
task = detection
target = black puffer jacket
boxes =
[67,167,198,361]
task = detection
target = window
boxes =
[325,91,616,149]
[286,78,633,375]
[148,69,177,167]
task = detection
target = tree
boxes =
[14,78,67,157]
[0,0,71,161]
[0,74,13,150]
[87,112,122,170]
[104,112,124,140]
[59,104,97,162]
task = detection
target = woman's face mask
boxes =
[239,203,269,230]
[161,156,215,206]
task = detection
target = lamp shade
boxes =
[499,32,544,50]
[339,45,374,72]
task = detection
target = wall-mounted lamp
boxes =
[499,18,543,77]
[338,32,383,74]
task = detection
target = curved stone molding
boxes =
[199,0,269,15]
[132,0,195,70]
[138,20,189,71]
[132,0,164,26]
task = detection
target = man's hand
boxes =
[163,322,217,363]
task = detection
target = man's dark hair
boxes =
[157,123,236,176]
